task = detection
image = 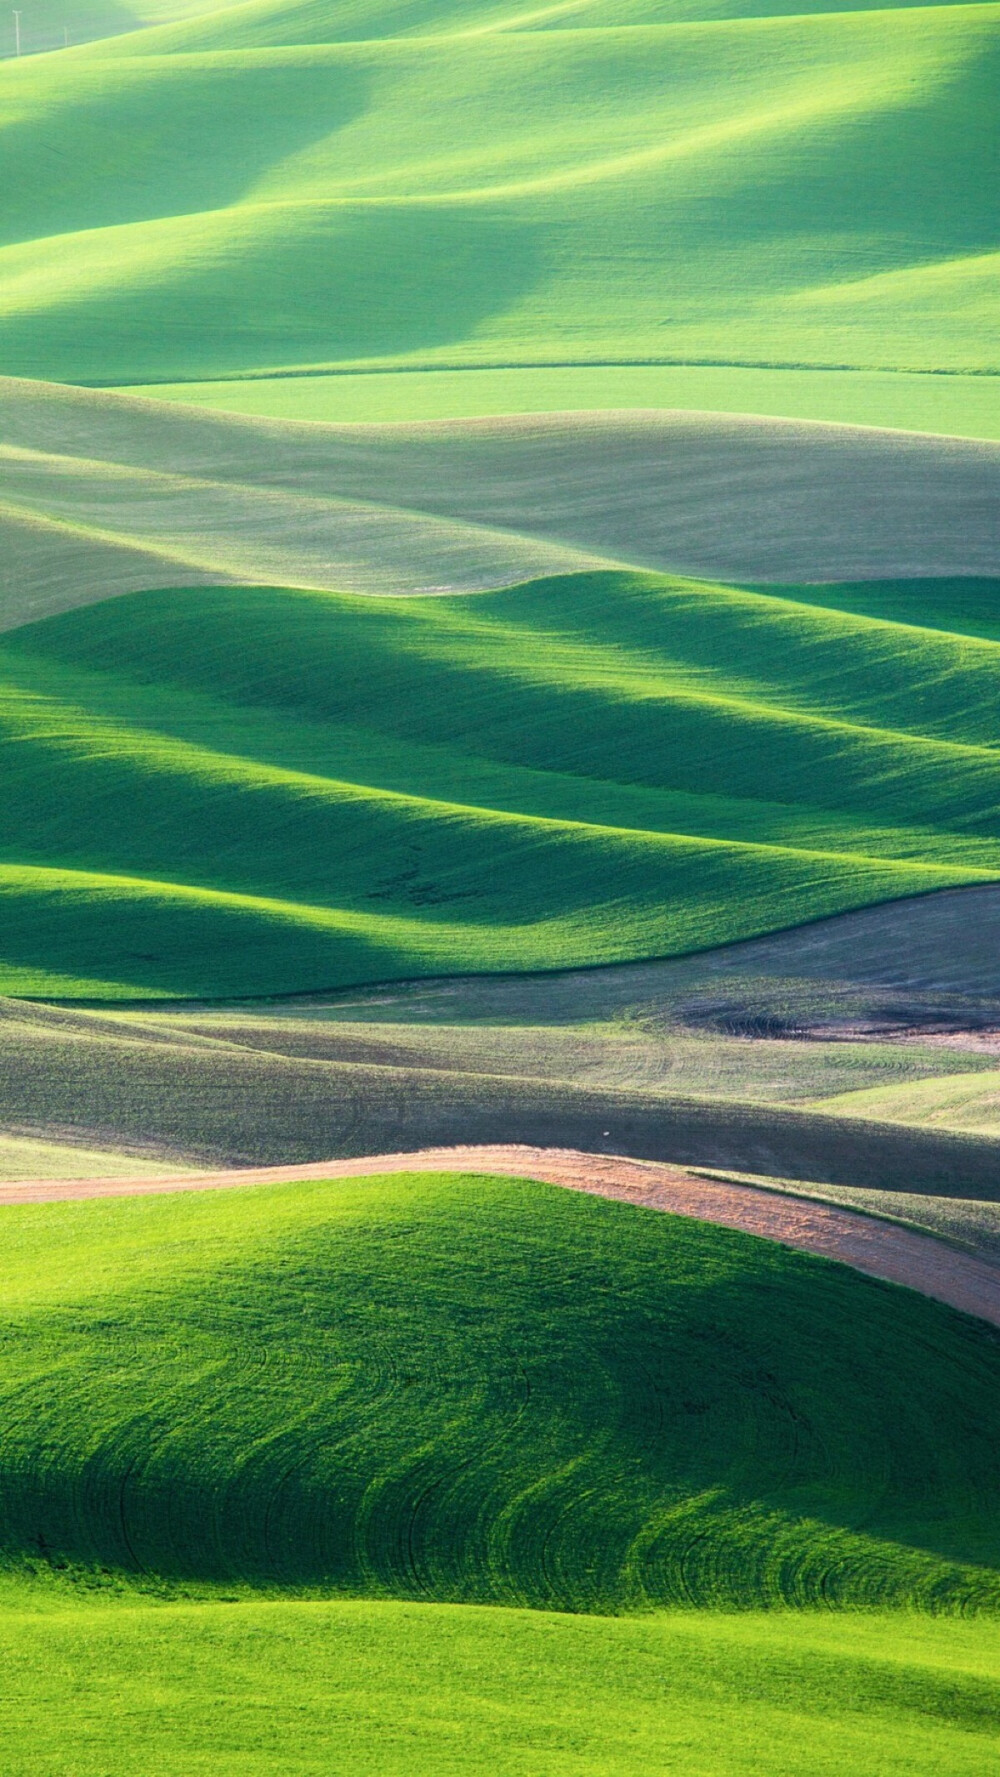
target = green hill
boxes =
[6,384,996,640]
[134,361,1000,440]
[2,1164,998,1773]
[2,1169,999,1609]
[2,567,1000,998]
[0,0,995,394]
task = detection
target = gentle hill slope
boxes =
[136,362,1000,442]
[5,1599,999,1777]
[3,563,1000,996]
[813,1069,1000,1134]
[2,1169,999,1610]
[3,381,998,629]
[0,1,995,388]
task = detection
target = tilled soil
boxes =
[4,1143,999,1330]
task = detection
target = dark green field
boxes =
[2,570,1000,998]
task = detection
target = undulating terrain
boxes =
[1,0,998,1770]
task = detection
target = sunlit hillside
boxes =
[0,0,995,389]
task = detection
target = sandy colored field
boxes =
[5,1143,998,1330]
[3,382,999,630]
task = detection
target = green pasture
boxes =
[1,1170,998,1609]
[1,569,1000,997]
[132,365,1000,441]
[2,1597,998,1777]
[0,0,995,397]
[0,1143,998,1771]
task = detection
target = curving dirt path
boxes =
[3,1143,1000,1330]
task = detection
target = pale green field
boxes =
[0,0,995,395]
[4,382,996,640]
[131,365,1000,439]
[813,1067,1000,1133]
[0,1130,187,1180]
[2,1598,998,1777]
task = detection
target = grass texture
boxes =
[2,1169,1000,1611]
[2,1598,998,1777]
[813,1068,1000,1134]
[0,0,995,397]
[6,383,996,638]
[3,568,1000,997]
[133,364,1000,441]
[3,993,1000,1203]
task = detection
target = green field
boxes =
[2,568,1000,998]
[3,1598,999,1776]
[1,1169,999,1773]
[133,364,1000,440]
[0,0,996,408]
[1,1170,998,1607]
[2,3,999,1768]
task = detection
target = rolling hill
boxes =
[0,0,995,404]
[2,4,999,1774]
[4,1165,999,1771]
[135,361,1000,439]
[2,1168,998,1609]
[3,1600,997,1777]
[5,382,998,637]
[3,556,1000,997]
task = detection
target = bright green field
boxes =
[131,364,1000,440]
[3,1168,1000,1770]
[2,1171,999,1609]
[0,0,996,400]
[2,1597,999,1776]
[3,568,1000,998]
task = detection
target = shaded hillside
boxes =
[3,567,1000,994]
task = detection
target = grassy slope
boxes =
[0,1130,188,1179]
[2,1169,999,1610]
[2,570,1000,997]
[2,1599,999,1777]
[0,0,995,392]
[7,384,996,640]
[812,1068,1000,1133]
[133,363,1000,441]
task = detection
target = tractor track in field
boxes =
[4,1144,1000,1331]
